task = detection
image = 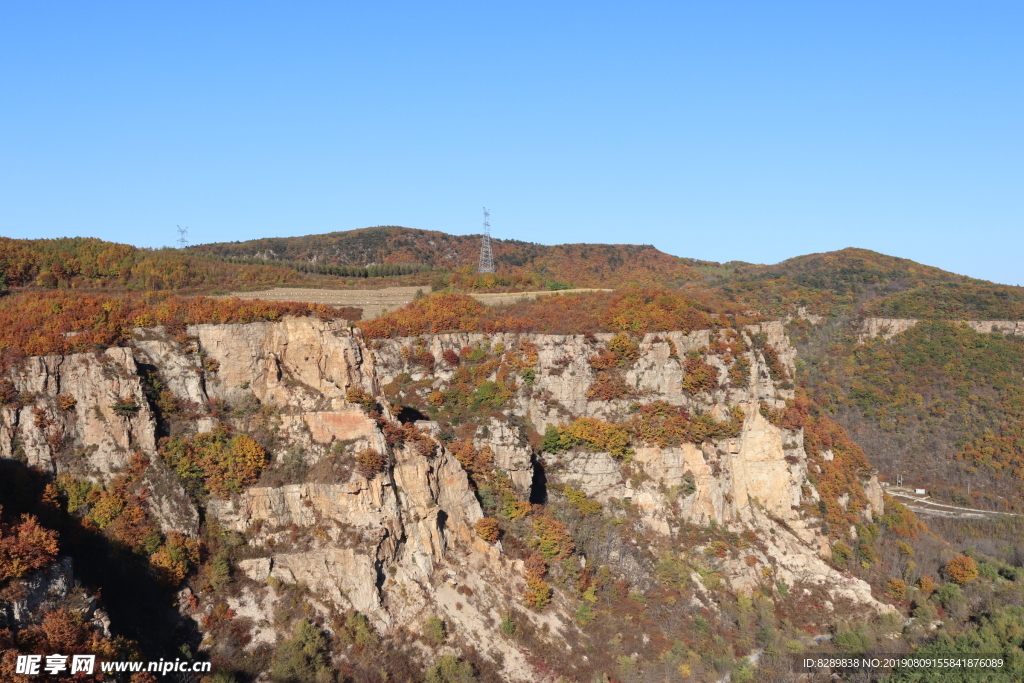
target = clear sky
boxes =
[2,2,1021,285]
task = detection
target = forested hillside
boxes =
[189,228,1024,313]
[682,247,1024,513]
[189,226,704,289]
[3,227,1024,681]
[790,317,1024,512]
[693,247,1011,319]
[0,237,318,292]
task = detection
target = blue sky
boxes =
[1,2,1021,285]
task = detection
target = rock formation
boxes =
[0,316,893,680]
[859,317,1024,341]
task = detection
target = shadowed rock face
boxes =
[0,316,891,680]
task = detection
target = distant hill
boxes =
[0,236,428,294]
[189,226,704,289]
[0,236,311,292]
[191,230,1024,317]
[8,231,1023,320]
[692,247,1003,318]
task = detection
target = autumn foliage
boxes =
[529,514,575,561]
[474,517,500,543]
[355,448,387,479]
[188,225,707,289]
[148,531,201,586]
[450,441,495,478]
[159,427,268,497]
[631,402,744,447]
[0,235,307,292]
[360,289,735,339]
[543,404,744,458]
[681,354,719,394]
[545,418,634,458]
[0,290,357,360]
[360,293,488,338]
[585,371,634,401]
[804,411,875,536]
[590,333,640,368]
[945,555,979,585]
[0,509,59,582]
[0,608,121,683]
[56,453,201,586]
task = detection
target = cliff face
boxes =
[367,324,882,606]
[0,317,889,680]
[859,317,1024,341]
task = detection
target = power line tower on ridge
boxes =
[176,225,189,249]
[478,208,495,273]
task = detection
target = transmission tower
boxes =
[176,225,189,249]
[477,208,495,273]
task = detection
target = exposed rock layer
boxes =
[0,317,892,680]
[859,317,1024,341]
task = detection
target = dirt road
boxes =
[885,487,1018,519]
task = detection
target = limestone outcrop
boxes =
[859,317,1024,341]
[0,316,894,680]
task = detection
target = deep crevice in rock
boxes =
[529,456,547,505]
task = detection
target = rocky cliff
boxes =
[0,316,892,680]
[859,316,1024,341]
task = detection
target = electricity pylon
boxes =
[478,208,495,273]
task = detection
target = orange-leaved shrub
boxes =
[0,508,59,582]
[631,401,744,446]
[401,424,438,458]
[474,517,500,543]
[585,371,633,401]
[355,448,387,479]
[359,293,487,338]
[945,555,979,585]
[523,553,553,611]
[524,575,553,611]
[449,440,495,478]
[0,608,122,682]
[529,514,575,561]
[561,418,633,458]
[345,386,379,412]
[149,531,200,586]
[885,578,907,600]
[159,427,267,497]
[682,353,719,394]
[589,333,640,369]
